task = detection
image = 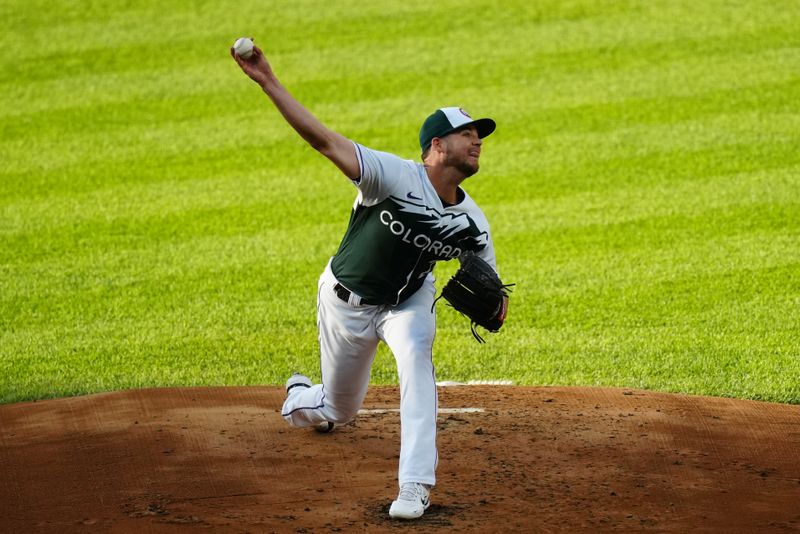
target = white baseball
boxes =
[233,37,254,59]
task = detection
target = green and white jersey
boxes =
[330,142,497,305]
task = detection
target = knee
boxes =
[326,405,358,424]
[321,395,361,423]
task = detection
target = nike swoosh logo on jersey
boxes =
[407,192,422,200]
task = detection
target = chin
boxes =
[460,163,479,177]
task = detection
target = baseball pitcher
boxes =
[232,42,508,520]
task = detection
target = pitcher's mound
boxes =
[1,386,798,532]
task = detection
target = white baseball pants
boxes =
[281,260,438,487]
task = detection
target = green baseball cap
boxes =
[419,107,496,153]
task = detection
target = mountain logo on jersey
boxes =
[378,195,489,259]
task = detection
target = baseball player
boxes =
[232,43,502,520]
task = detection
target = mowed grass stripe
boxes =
[2,161,353,236]
[5,57,799,168]
[4,149,795,295]
[4,44,798,183]
[2,254,326,337]
[3,0,796,81]
[5,87,799,208]
[5,189,793,321]
[5,151,796,258]
[3,78,798,204]
[493,326,797,402]
[3,1,798,120]
[523,229,798,308]
[493,163,797,232]
[2,222,344,306]
[503,233,797,322]
[4,29,799,128]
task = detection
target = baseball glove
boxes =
[435,251,513,343]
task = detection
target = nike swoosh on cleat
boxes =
[407,192,422,200]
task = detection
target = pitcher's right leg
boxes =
[281,263,380,427]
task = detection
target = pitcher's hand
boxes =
[231,44,272,87]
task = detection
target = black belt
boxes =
[333,283,381,306]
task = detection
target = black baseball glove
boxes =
[435,251,513,342]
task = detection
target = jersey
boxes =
[329,142,497,306]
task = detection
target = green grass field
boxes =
[2,0,799,404]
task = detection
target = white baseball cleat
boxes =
[388,482,431,519]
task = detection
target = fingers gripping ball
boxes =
[435,251,514,343]
[233,37,254,59]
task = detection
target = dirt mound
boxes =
[1,386,798,532]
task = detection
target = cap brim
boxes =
[442,118,496,141]
[471,118,496,139]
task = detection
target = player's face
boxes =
[441,126,482,177]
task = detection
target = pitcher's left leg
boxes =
[378,281,438,487]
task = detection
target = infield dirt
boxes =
[1,386,798,532]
